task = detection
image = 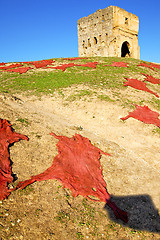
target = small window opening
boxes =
[121,41,130,57]
[82,40,85,48]
[88,38,91,47]
[102,15,104,22]
[99,35,101,42]
[125,17,128,24]
[94,37,97,45]
[105,33,108,42]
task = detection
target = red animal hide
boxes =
[20,60,55,66]
[123,78,159,98]
[15,133,128,223]
[150,63,160,70]
[32,60,55,68]
[3,67,32,74]
[46,63,76,71]
[141,73,160,84]
[0,64,23,70]
[121,105,160,127]
[104,61,128,67]
[77,62,99,69]
[0,62,6,66]
[111,61,128,67]
[137,63,155,71]
[20,61,33,64]
[47,62,99,71]
[0,119,29,200]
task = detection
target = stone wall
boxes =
[77,6,140,59]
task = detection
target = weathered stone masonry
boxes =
[77,6,140,59]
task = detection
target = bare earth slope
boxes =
[0,85,160,239]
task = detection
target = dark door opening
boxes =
[121,41,130,57]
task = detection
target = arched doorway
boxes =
[121,41,130,57]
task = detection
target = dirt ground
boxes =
[0,85,160,239]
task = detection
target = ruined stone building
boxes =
[77,6,140,59]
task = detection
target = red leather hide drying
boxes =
[111,61,128,67]
[32,60,55,68]
[15,133,128,223]
[150,63,160,70]
[76,62,99,69]
[124,78,159,98]
[142,73,160,84]
[104,61,128,67]
[0,119,29,200]
[49,63,76,71]
[3,67,32,74]
[121,105,160,127]
[46,62,99,71]
[0,64,23,70]
[137,63,155,71]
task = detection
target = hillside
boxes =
[0,57,160,239]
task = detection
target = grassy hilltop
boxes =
[0,57,160,239]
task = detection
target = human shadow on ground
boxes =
[104,194,160,233]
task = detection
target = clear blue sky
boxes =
[0,0,160,63]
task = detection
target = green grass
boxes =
[66,89,93,101]
[98,94,115,102]
[16,118,30,125]
[0,57,146,95]
[0,56,160,114]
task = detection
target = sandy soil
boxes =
[0,86,160,239]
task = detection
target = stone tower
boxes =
[77,6,140,59]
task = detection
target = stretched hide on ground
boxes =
[32,60,55,68]
[111,61,128,67]
[141,73,160,84]
[0,64,23,70]
[137,63,155,71]
[121,105,160,127]
[0,119,29,200]
[77,62,99,69]
[123,78,159,98]
[46,63,76,71]
[104,61,128,67]
[3,67,32,74]
[15,133,128,223]
[150,63,160,70]
[46,62,99,71]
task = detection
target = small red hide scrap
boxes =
[77,62,99,69]
[121,105,160,127]
[150,63,160,70]
[15,133,128,223]
[141,73,160,84]
[137,63,155,71]
[46,63,76,71]
[0,62,6,66]
[104,61,128,68]
[123,78,159,98]
[0,119,29,200]
[111,61,128,67]
[0,64,23,70]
